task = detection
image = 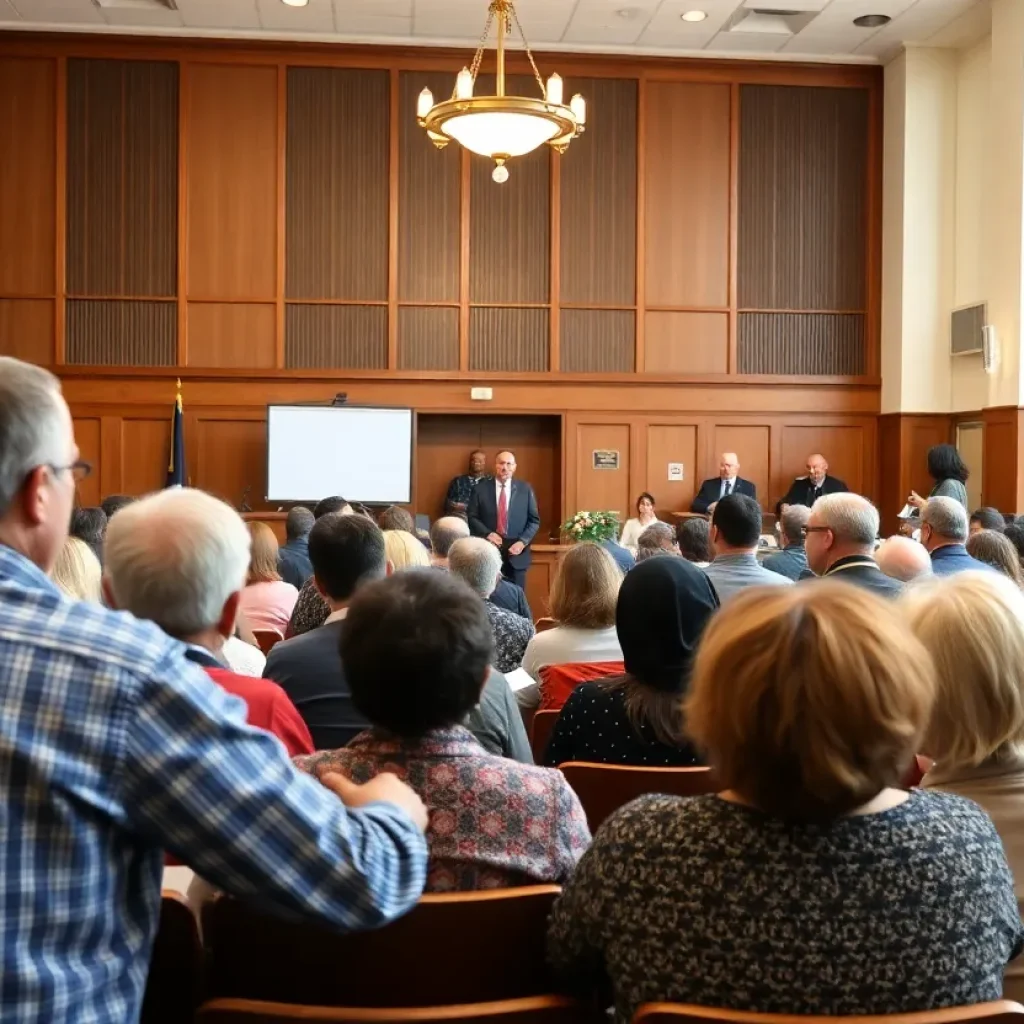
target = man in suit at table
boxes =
[777,453,849,515]
[467,450,540,590]
[691,452,757,515]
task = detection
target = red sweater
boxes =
[205,666,314,757]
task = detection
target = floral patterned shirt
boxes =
[295,726,591,892]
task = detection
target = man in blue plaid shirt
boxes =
[0,357,429,1023]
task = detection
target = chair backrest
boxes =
[535,617,558,633]
[140,891,203,1024]
[558,762,719,832]
[252,629,282,655]
[203,886,561,1008]
[632,1001,1024,1024]
[538,661,624,712]
[197,995,596,1024]
[531,709,561,764]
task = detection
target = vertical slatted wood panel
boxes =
[737,313,865,375]
[399,72,460,302]
[644,82,730,309]
[67,59,178,297]
[469,77,550,304]
[187,64,277,300]
[738,85,868,311]
[560,310,634,372]
[0,58,56,297]
[398,307,459,370]
[286,67,389,300]
[66,299,176,365]
[560,78,637,305]
[469,308,548,372]
[285,304,387,369]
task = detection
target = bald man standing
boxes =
[691,452,758,515]
[778,453,848,514]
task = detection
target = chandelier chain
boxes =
[508,4,547,96]
[464,7,497,89]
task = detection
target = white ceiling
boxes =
[0,0,991,63]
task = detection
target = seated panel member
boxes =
[691,453,757,515]
[778,453,848,514]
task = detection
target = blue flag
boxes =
[166,381,185,488]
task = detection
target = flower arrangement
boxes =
[561,510,620,544]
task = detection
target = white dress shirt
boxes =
[719,477,738,500]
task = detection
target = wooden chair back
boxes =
[535,617,558,633]
[253,629,282,654]
[558,762,719,832]
[538,661,624,712]
[632,1001,1024,1024]
[531,709,561,764]
[203,886,561,1008]
[140,891,203,1024]
[197,995,597,1023]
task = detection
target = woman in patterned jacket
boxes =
[548,582,1023,1022]
[296,568,590,892]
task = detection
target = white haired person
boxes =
[875,535,933,583]
[0,357,428,1022]
[920,496,996,576]
[802,492,901,598]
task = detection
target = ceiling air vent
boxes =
[93,0,178,9]
[950,302,986,356]
[726,4,818,34]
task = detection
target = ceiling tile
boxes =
[341,0,413,15]
[9,0,105,22]
[643,0,743,35]
[333,12,414,36]
[561,2,657,45]
[176,0,261,30]
[257,0,334,32]
[0,0,18,18]
[704,29,788,51]
[741,0,828,8]
[100,6,184,27]
[853,0,977,53]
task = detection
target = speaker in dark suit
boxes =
[467,451,541,590]
[691,453,757,514]
[777,454,849,515]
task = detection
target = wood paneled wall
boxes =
[0,34,885,526]
[0,35,880,383]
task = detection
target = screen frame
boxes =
[264,403,416,505]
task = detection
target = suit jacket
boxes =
[467,476,541,569]
[930,544,998,577]
[820,555,903,598]
[278,537,313,589]
[761,544,808,582]
[778,474,849,514]
[489,578,533,619]
[691,477,757,514]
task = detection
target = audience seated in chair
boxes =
[544,557,717,768]
[238,522,299,635]
[449,537,535,673]
[284,496,354,637]
[518,543,624,711]
[51,535,102,602]
[905,572,1024,1000]
[967,531,1024,587]
[295,569,590,891]
[703,494,792,602]
[277,506,315,589]
[385,528,431,571]
[875,535,933,583]
[635,521,678,562]
[971,507,1008,535]
[69,505,107,565]
[547,582,1023,1022]
[675,517,712,568]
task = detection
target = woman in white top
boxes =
[522,543,624,699]
[904,571,1024,1001]
[619,493,658,555]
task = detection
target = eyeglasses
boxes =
[47,460,93,483]
[801,525,831,538]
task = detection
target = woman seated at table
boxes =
[548,583,1023,1022]
[618,492,658,555]
[543,556,718,767]
[295,569,590,892]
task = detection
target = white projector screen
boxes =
[266,405,413,504]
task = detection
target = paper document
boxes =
[504,667,535,692]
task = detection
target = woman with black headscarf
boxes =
[542,557,720,767]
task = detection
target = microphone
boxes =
[240,486,252,513]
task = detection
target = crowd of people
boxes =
[5,354,1024,1021]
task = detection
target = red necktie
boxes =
[497,484,508,535]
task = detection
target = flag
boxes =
[166,379,185,488]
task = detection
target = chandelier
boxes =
[416,0,587,184]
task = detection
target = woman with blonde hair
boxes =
[549,583,1022,1021]
[905,571,1024,999]
[237,521,298,635]
[520,543,624,706]
[966,530,1024,587]
[52,536,102,603]
[384,529,430,572]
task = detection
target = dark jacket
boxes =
[930,544,997,577]
[691,477,757,514]
[278,537,313,589]
[468,477,541,570]
[820,555,903,598]
[777,474,849,515]
[488,578,533,620]
[762,544,808,582]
